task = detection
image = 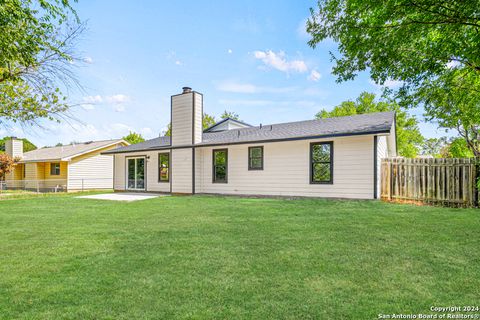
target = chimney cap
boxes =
[182,87,192,94]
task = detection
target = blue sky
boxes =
[6,0,444,147]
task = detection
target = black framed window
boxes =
[158,153,170,182]
[248,146,264,170]
[213,149,228,183]
[50,163,60,176]
[310,142,333,184]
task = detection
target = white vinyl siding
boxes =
[171,93,193,146]
[195,135,375,199]
[193,92,203,144]
[66,144,127,190]
[376,135,388,199]
[68,154,113,190]
[113,151,171,193]
[171,148,193,193]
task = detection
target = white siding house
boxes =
[105,87,397,199]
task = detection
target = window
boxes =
[50,163,60,176]
[248,146,263,170]
[158,153,170,182]
[310,142,333,184]
[213,149,228,183]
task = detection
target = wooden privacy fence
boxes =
[381,158,479,208]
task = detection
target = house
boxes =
[4,138,129,192]
[104,87,397,199]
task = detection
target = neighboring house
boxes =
[104,87,397,199]
[5,139,129,191]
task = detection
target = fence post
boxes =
[82,179,84,192]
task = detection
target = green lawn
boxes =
[0,194,479,319]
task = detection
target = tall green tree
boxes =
[316,92,424,157]
[122,132,145,145]
[203,113,216,129]
[220,110,240,120]
[441,138,475,158]
[307,0,480,156]
[0,0,83,128]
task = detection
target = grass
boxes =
[0,194,479,319]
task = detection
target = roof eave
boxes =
[103,129,391,154]
[64,140,129,160]
[19,158,62,163]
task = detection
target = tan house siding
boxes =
[68,150,114,190]
[113,151,171,192]
[171,148,193,193]
[171,93,193,146]
[196,135,375,199]
[376,135,388,198]
[193,92,203,144]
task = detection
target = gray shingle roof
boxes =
[103,136,171,154]
[21,139,126,162]
[104,112,395,154]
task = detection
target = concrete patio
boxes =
[76,192,165,202]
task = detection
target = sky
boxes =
[4,0,446,147]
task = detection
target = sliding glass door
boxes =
[127,157,145,190]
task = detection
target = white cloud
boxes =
[216,81,296,94]
[114,105,126,112]
[80,95,103,110]
[83,56,93,64]
[175,60,182,65]
[106,94,130,104]
[253,50,308,73]
[83,95,103,103]
[308,69,321,82]
[228,49,233,54]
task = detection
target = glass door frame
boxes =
[125,156,146,191]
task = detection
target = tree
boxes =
[122,132,145,145]
[164,113,217,136]
[307,0,480,156]
[441,138,475,158]
[0,153,17,181]
[0,0,83,128]
[221,110,240,120]
[203,113,216,129]
[420,138,447,158]
[316,92,424,157]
